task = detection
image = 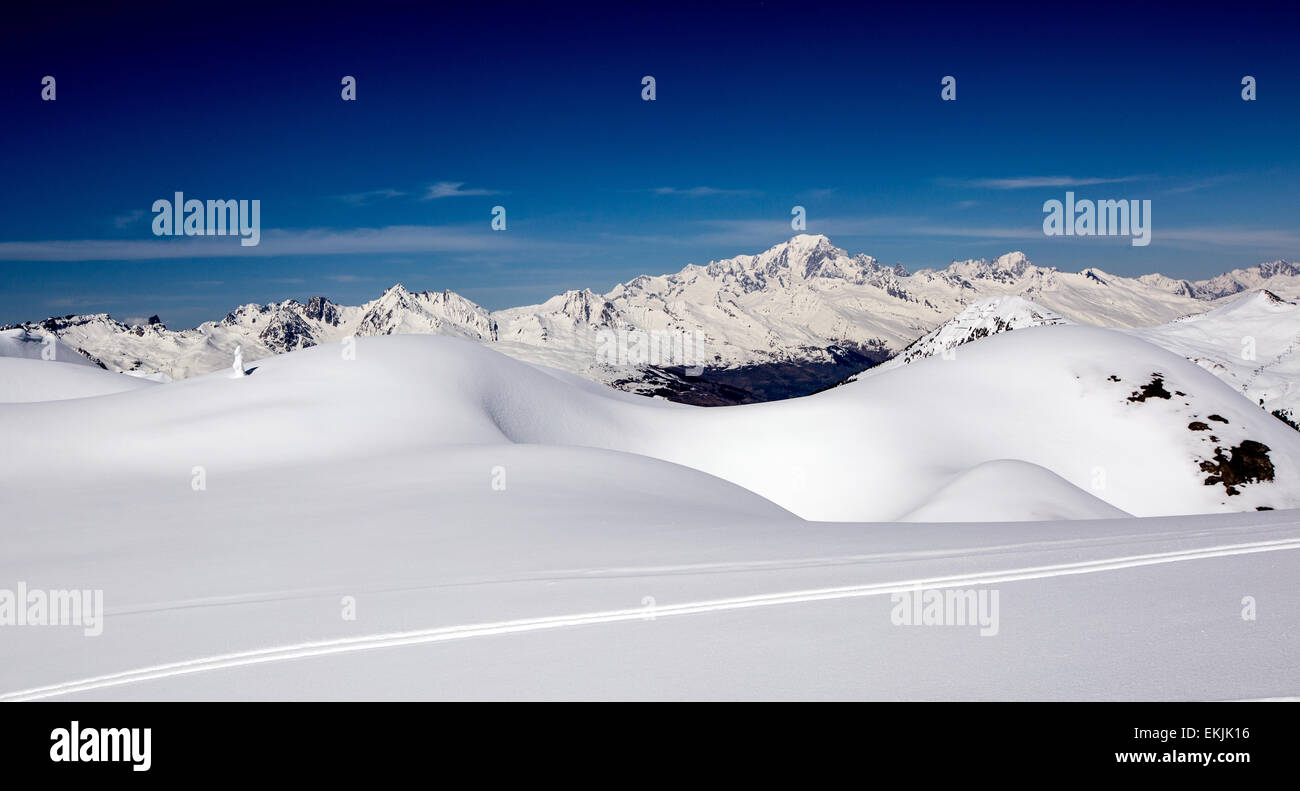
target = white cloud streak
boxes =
[943,175,1146,190]
[422,182,501,199]
[337,188,407,205]
[651,186,759,196]
[0,225,570,262]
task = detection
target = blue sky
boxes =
[2,0,1299,327]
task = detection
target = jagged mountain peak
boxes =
[994,251,1032,272]
[779,232,840,258]
[874,295,1071,372]
[27,313,122,332]
[370,283,423,308]
[696,234,884,292]
[303,296,338,325]
[549,287,606,306]
[222,299,301,327]
[1258,260,1300,278]
[947,251,1039,281]
[1187,288,1298,322]
[752,234,872,276]
[355,284,496,341]
[532,288,619,328]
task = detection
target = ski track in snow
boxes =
[89,518,1300,619]
[6,536,1298,702]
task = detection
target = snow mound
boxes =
[0,327,101,367]
[0,357,158,402]
[898,459,1132,522]
[4,327,1298,520]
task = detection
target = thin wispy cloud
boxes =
[337,188,407,205]
[651,186,759,196]
[609,212,1300,254]
[112,209,147,229]
[1162,174,1240,195]
[941,175,1147,190]
[903,221,1299,249]
[0,225,578,262]
[1156,227,1300,248]
[422,182,501,199]
[45,297,105,308]
[899,223,1043,240]
[621,216,1044,247]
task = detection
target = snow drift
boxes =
[4,324,1297,521]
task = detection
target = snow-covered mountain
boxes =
[1126,290,1300,421]
[1182,260,1300,299]
[866,296,1071,374]
[6,285,495,381]
[7,235,1300,402]
[0,327,159,402]
[0,326,103,368]
[864,289,1300,430]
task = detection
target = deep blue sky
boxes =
[2,0,1299,327]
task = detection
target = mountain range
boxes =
[7,234,1300,404]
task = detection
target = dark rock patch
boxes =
[1128,374,1172,402]
[1188,421,1210,431]
[1199,440,1275,496]
[628,344,889,406]
[1272,409,1300,432]
[1208,414,1229,424]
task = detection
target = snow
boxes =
[1,331,1298,699]
[897,459,1132,522]
[0,327,100,367]
[0,357,157,403]
[3,268,1300,700]
[6,327,1296,517]
[856,289,1300,434]
[1125,290,1300,417]
[866,295,1070,374]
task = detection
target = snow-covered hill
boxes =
[0,327,102,368]
[866,296,1071,374]
[896,459,1132,522]
[0,356,158,402]
[1126,290,1300,421]
[862,289,1300,432]
[7,236,1300,402]
[6,329,1296,521]
[0,328,161,401]
[4,329,1300,700]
